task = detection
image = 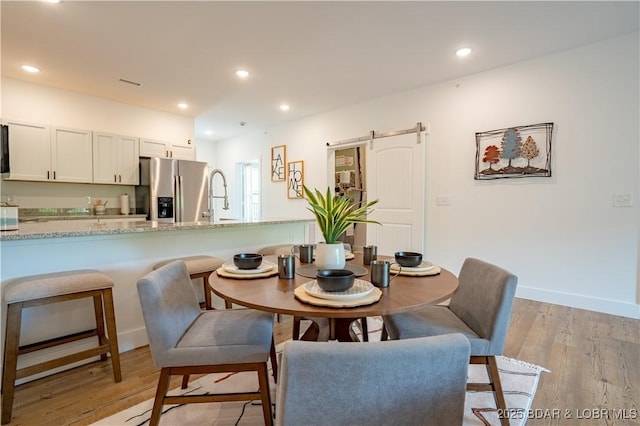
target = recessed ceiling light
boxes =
[43,0,60,3]
[279,104,290,112]
[235,69,250,78]
[456,47,472,57]
[177,103,189,110]
[205,130,213,136]
[21,65,40,73]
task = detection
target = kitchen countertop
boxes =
[0,217,313,241]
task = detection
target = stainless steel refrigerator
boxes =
[136,157,209,222]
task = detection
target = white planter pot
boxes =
[315,242,346,270]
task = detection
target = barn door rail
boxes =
[326,122,427,149]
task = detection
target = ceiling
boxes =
[2,1,638,142]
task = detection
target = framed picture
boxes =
[271,145,286,181]
[287,160,304,199]
[475,122,553,180]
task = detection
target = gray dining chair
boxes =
[137,261,275,426]
[383,257,518,426]
[275,334,470,426]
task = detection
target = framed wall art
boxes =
[287,160,304,199]
[271,145,286,182]
[475,122,553,180]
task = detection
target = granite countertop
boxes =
[1,217,313,241]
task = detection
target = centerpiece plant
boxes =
[303,186,380,243]
[303,185,380,269]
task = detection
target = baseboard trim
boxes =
[517,286,640,319]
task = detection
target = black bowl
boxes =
[395,251,423,267]
[316,269,355,292]
[233,253,263,269]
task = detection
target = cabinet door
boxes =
[117,135,140,184]
[92,132,118,184]
[139,139,168,158]
[4,120,51,181]
[52,127,93,183]
[170,144,195,160]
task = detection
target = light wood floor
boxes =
[4,298,639,425]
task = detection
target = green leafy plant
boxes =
[303,186,380,244]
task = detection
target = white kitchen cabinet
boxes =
[139,138,195,160]
[52,127,93,183]
[93,132,140,185]
[4,121,93,183]
[4,120,51,181]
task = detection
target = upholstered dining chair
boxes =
[137,261,275,426]
[276,334,470,426]
[383,257,518,426]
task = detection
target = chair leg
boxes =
[380,324,389,341]
[102,288,122,382]
[202,275,213,310]
[150,368,172,426]
[257,362,274,425]
[487,356,510,426]
[292,316,301,340]
[1,303,22,425]
[360,317,369,342]
[181,374,190,389]
[270,339,278,384]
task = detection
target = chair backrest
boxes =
[276,334,470,426]
[449,257,518,354]
[137,261,202,367]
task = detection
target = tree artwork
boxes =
[520,136,540,168]
[483,145,500,170]
[500,128,522,169]
[475,122,553,180]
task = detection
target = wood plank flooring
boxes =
[4,298,639,425]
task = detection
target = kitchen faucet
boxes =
[207,168,229,221]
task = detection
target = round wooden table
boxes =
[209,254,458,341]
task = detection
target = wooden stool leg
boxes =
[2,303,23,425]
[102,288,122,382]
[93,294,108,361]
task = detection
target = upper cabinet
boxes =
[93,132,140,185]
[51,127,94,183]
[5,120,93,183]
[140,138,195,160]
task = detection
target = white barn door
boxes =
[366,133,425,256]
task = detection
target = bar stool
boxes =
[153,255,226,310]
[1,269,121,425]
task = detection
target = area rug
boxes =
[94,319,548,426]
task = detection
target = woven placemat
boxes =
[294,285,382,308]
[216,266,279,279]
[390,265,441,277]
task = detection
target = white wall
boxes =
[0,78,195,209]
[201,33,639,318]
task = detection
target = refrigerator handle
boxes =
[176,175,184,223]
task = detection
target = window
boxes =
[237,161,260,221]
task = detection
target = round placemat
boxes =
[297,264,368,279]
[392,265,442,277]
[216,266,279,279]
[294,285,382,308]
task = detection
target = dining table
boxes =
[209,253,458,342]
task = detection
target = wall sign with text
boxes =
[271,145,286,182]
[287,160,304,199]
